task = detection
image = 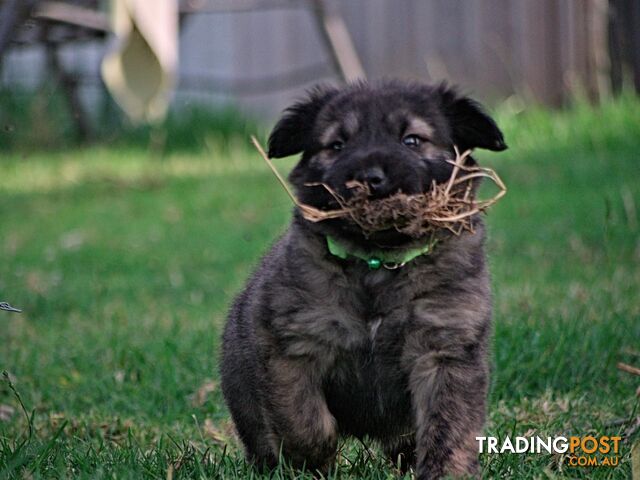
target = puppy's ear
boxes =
[438,86,507,152]
[268,85,339,158]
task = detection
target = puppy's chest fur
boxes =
[322,287,414,439]
[272,257,421,435]
[268,256,417,356]
[260,223,488,437]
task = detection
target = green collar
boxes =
[326,235,437,270]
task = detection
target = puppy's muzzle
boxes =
[355,166,388,195]
[339,149,421,199]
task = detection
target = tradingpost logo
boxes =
[476,435,622,467]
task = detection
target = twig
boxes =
[251,136,349,222]
[252,136,507,237]
[604,418,627,427]
[0,302,22,313]
[624,416,640,438]
[618,362,640,377]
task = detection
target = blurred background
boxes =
[1,0,639,146]
[1,1,639,478]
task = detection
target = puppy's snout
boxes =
[356,166,387,192]
[335,148,421,199]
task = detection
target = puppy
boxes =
[220,80,506,479]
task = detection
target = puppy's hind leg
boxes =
[221,319,277,468]
[221,372,278,469]
[225,393,277,470]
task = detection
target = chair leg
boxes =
[45,41,92,141]
[0,0,39,58]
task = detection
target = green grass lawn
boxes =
[1,97,639,479]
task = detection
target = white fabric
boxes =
[101,0,178,123]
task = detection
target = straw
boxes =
[251,136,506,237]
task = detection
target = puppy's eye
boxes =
[328,141,344,151]
[402,135,423,148]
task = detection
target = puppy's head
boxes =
[268,81,507,248]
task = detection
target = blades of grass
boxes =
[29,420,68,474]
[2,371,33,443]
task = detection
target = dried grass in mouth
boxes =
[251,136,506,238]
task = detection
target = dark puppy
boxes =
[221,80,506,479]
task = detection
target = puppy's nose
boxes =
[356,166,387,193]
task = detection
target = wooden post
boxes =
[309,0,365,82]
[631,0,640,93]
[590,0,611,100]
